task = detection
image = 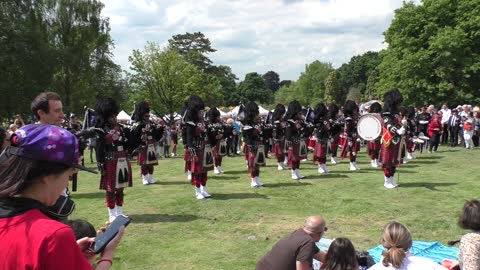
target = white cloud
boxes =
[101,0,418,81]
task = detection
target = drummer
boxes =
[366,102,382,168]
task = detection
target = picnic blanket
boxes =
[368,241,458,264]
[312,239,458,270]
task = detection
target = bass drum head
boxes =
[357,113,382,141]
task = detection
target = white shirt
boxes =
[368,255,447,270]
[440,109,451,124]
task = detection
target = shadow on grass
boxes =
[397,182,457,191]
[211,175,238,180]
[417,155,444,160]
[306,174,350,180]
[157,181,189,185]
[211,192,268,200]
[223,170,249,175]
[412,160,439,164]
[264,182,312,188]
[128,213,199,223]
[71,192,104,199]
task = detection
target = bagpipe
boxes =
[208,121,228,157]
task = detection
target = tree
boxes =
[365,70,379,100]
[263,71,280,93]
[280,80,292,87]
[0,0,56,121]
[168,32,216,72]
[128,43,217,117]
[209,65,240,106]
[378,0,480,105]
[324,71,340,104]
[346,87,362,104]
[238,72,273,104]
[295,61,334,106]
[49,0,114,114]
[274,82,297,105]
[336,51,382,104]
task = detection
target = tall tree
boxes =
[378,0,480,105]
[168,32,216,72]
[209,65,240,106]
[296,61,334,106]
[48,0,113,113]
[238,72,273,104]
[263,71,280,93]
[324,71,340,104]
[0,0,56,121]
[128,43,219,116]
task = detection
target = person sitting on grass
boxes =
[368,221,446,270]
[321,237,358,270]
[458,199,480,270]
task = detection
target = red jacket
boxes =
[428,119,443,137]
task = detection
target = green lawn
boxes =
[72,145,476,269]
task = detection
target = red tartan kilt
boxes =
[338,136,345,148]
[380,144,399,168]
[189,148,212,173]
[212,145,220,159]
[288,144,303,163]
[246,147,258,174]
[272,141,285,156]
[367,140,381,155]
[184,150,191,172]
[308,139,316,149]
[100,153,132,191]
[313,142,327,159]
[137,147,158,166]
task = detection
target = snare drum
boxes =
[357,113,383,141]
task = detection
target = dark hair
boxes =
[369,102,382,114]
[132,100,150,122]
[284,100,302,120]
[31,92,62,120]
[0,156,70,198]
[272,104,286,121]
[459,200,480,231]
[63,219,97,240]
[94,97,120,128]
[208,107,220,123]
[321,237,358,270]
[382,89,403,114]
[327,104,339,120]
[244,101,259,125]
[314,103,328,123]
[184,95,205,123]
[0,127,6,143]
[406,106,416,119]
[343,100,358,117]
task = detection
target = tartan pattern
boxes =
[367,139,380,156]
[192,172,207,187]
[184,150,191,173]
[105,190,125,208]
[330,134,340,157]
[288,144,303,169]
[313,142,327,161]
[340,139,360,158]
[100,152,132,191]
[246,146,260,177]
[272,141,286,162]
[380,143,400,168]
[212,145,223,166]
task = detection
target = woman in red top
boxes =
[428,113,443,153]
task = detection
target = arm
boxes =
[295,261,310,270]
[313,250,326,263]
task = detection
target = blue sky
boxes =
[102,0,419,81]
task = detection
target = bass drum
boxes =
[357,113,383,141]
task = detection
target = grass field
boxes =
[71,145,477,269]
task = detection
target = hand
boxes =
[77,237,95,262]
[100,226,125,261]
[348,141,353,147]
[396,127,406,136]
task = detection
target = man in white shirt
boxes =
[440,104,451,144]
